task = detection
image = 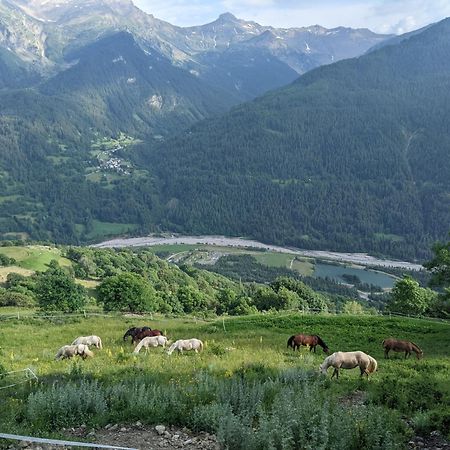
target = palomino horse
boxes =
[382,338,423,359]
[320,351,377,379]
[123,326,152,343]
[133,336,168,354]
[55,344,94,360]
[167,338,203,355]
[287,334,329,353]
[72,335,102,349]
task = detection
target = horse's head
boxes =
[319,363,327,375]
[323,347,330,354]
[417,350,424,360]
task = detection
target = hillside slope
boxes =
[145,19,450,259]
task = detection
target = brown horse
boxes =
[133,328,163,344]
[382,338,423,359]
[287,334,329,353]
[123,326,153,343]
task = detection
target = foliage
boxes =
[97,272,157,313]
[387,276,437,316]
[24,372,406,449]
[342,300,365,315]
[35,261,86,312]
[424,234,450,317]
[0,288,35,307]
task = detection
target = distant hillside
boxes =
[144,18,450,259]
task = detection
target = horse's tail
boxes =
[316,335,329,352]
[367,356,378,374]
[199,340,204,352]
[287,335,295,348]
[98,337,103,349]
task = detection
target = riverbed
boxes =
[93,235,423,271]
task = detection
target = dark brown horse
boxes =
[382,338,423,359]
[123,326,152,343]
[287,334,329,353]
[132,329,163,344]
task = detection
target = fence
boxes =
[0,309,448,324]
[0,433,137,449]
[0,367,38,390]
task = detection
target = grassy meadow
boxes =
[0,312,449,448]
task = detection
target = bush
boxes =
[35,261,86,312]
[97,272,157,313]
[0,289,35,307]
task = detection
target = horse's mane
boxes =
[367,356,378,374]
[410,341,422,352]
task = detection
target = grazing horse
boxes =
[167,338,203,355]
[72,335,102,349]
[133,336,168,354]
[132,329,163,344]
[287,334,329,353]
[320,351,377,379]
[382,338,423,359]
[55,344,94,360]
[123,326,152,343]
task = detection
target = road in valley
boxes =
[92,235,424,271]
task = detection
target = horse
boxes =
[320,351,377,379]
[133,336,168,354]
[287,334,329,353]
[72,335,102,349]
[55,344,94,360]
[123,326,152,343]
[132,329,163,344]
[167,338,203,355]
[382,338,423,359]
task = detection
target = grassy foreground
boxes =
[0,313,449,449]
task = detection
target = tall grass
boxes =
[26,370,405,449]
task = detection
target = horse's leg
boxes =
[331,368,338,379]
[384,349,389,359]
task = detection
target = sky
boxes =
[133,0,450,34]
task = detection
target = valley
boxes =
[1,1,449,449]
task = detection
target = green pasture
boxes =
[0,245,71,272]
[0,312,448,448]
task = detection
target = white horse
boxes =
[55,344,94,360]
[167,338,203,355]
[320,351,377,379]
[72,335,102,349]
[133,336,168,354]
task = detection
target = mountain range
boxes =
[0,0,448,259]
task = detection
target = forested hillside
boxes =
[144,18,450,260]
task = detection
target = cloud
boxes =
[134,0,450,34]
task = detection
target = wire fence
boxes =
[0,309,447,324]
[0,367,38,390]
[0,433,137,449]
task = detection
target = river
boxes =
[92,235,423,271]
